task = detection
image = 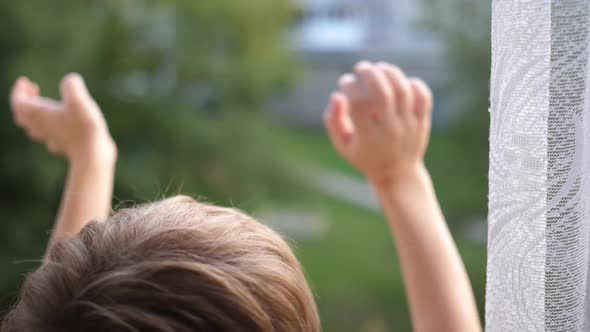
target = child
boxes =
[3,63,481,331]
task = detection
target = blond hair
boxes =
[2,196,320,332]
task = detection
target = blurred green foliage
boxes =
[0,1,493,330]
[420,0,491,321]
[0,0,299,310]
[421,0,491,222]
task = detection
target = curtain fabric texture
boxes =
[488,0,590,331]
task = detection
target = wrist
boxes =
[68,136,117,170]
[369,162,430,194]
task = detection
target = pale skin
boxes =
[10,74,117,256]
[324,61,482,332]
[10,66,480,330]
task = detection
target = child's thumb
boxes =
[60,73,93,109]
[324,92,354,153]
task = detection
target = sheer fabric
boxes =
[488,0,590,331]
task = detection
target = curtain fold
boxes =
[488,0,590,331]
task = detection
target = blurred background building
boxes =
[279,0,449,126]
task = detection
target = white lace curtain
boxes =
[487,0,590,331]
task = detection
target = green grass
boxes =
[273,127,359,177]
[0,124,487,332]
[258,190,486,332]
[261,127,487,332]
[274,125,488,222]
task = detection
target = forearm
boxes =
[47,149,116,253]
[374,165,481,332]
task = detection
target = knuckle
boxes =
[354,61,372,72]
[348,85,368,102]
[413,79,432,97]
[390,66,404,79]
[397,87,409,103]
[350,98,372,113]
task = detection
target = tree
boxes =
[418,0,491,318]
[0,0,297,310]
[420,0,491,220]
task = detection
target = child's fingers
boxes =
[14,77,39,94]
[327,92,355,137]
[13,97,61,132]
[324,92,354,154]
[11,78,49,126]
[60,73,94,111]
[10,77,40,107]
[10,78,29,111]
[22,77,40,96]
[339,73,364,99]
[377,62,413,117]
[16,97,61,118]
[12,109,29,128]
[338,73,373,134]
[10,92,35,127]
[354,61,393,107]
[24,127,46,143]
[409,78,433,123]
[26,96,61,110]
[47,140,62,155]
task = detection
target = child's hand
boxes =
[324,61,433,187]
[10,74,116,166]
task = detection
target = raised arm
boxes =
[10,74,117,255]
[324,62,481,332]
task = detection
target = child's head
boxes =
[2,196,320,332]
